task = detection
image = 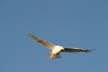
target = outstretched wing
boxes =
[62,48,92,53]
[28,33,56,50]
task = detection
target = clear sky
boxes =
[0,0,108,72]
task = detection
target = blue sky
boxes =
[0,0,108,72]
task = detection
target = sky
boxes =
[0,0,108,72]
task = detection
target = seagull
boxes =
[28,33,92,60]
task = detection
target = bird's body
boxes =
[49,45,64,59]
[28,33,92,60]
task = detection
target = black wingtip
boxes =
[85,49,96,53]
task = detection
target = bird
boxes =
[28,33,92,60]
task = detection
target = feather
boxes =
[62,48,91,52]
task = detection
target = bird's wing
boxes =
[61,48,92,52]
[28,33,56,50]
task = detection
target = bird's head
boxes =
[48,52,61,60]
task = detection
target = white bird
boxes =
[28,33,92,60]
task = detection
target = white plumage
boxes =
[28,33,92,60]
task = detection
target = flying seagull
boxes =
[28,33,92,60]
